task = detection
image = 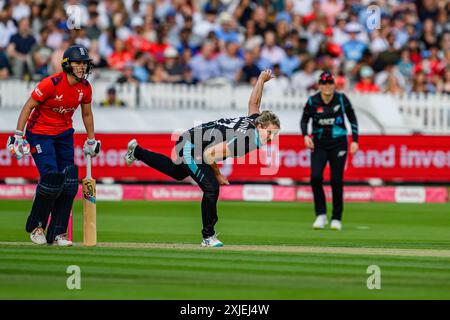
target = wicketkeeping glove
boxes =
[7,130,30,160]
[83,138,101,157]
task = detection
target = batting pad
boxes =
[25,172,65,233]
[47,165,79,243]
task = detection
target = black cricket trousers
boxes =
[310,137,348,220]
[133,140,220,239]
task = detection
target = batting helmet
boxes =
[61,45,93,80]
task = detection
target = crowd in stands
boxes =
[0,0,449,95]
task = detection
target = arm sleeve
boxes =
[300,98,312,136]
[343,94,359,142]
[31,77,54,103]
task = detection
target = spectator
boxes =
[176,27,199,56]
[0,50,10,79]
[234,0,254,27]
[420,18,438,50]
[49,33,71,74]
[332,13,350,46]
[0,4,18,50]
[397,49,414,83]
[384,73,405,95]
[86,12,102,40]
[188,41,220,83]
[242,19,263,53]
[291,59,319,91]
[89,40,108,69]
[108,38,133,70]
[163,46,184,83]
[31,27,53,80]
[193,7,217,39]
[265,63,290,92]
[98,28,115,59]
[238,50,260,85]
[45,19,65,50]
[149,26,170,64]
[117,62,140,85]
[180,65,198,85]
[7,18,37,80]
[151,63,166,83]
[99,87,126,107]
[375,64,406,93]
[321,0,343,25]
[217,41,244,83]
[260,30,286,66]
[252,6,275,37]
[30,2,43,37]
[354,66,380,93]
[133,51,150,83]
[412,71,430,94]
[373,32,401,72]
[215,12,240,49]
[0,0,444,95]
[280,41,300,77]
[126,16,152,56]
[342,22,367,63]
[437,68,450,94]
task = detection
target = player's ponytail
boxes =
[255,110,280,129]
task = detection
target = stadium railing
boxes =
[0,80,449,134]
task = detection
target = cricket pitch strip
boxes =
[1,241,450,258]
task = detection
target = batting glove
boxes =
[7,130,30,160]
[83,138,101,157]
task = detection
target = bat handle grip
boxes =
[85,153,92,179]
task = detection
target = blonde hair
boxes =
[255,110,280,128]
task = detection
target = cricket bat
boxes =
[82,154,97,246]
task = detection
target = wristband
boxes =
[14,130,24,138]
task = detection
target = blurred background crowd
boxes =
[0,0,449,95]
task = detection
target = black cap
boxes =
[107,87,116,94]
[318,71,335,84]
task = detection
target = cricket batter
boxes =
[7,45,100,246]
[300,71,359,231]
[124,70,280,247]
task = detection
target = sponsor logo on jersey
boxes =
[52,106,77,114]
[77,89,84,102]
[337,150,347,157]
[318,118,335,125]
[55,94,63,102]
[36,144,42,154]
[317,107,324,113]
[34,88,43,97]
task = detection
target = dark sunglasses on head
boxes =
[319,80,335,85]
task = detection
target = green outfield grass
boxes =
[0,200,449,299]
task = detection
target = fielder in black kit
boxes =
[300,71,359,231]
[124,70,280,246]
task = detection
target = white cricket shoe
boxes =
[330,220,342,231]
[125,139,138,166]
[201,234,223,247]
[30,227,47,245]
[312,214,328,230]
[54,233,73,246]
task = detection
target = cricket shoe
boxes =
[30,227,47,245]
[125,139,138,166]
[312,214,328,230]
[330,219,342,231]
[201,234,223,247]
[54,233,73,246]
